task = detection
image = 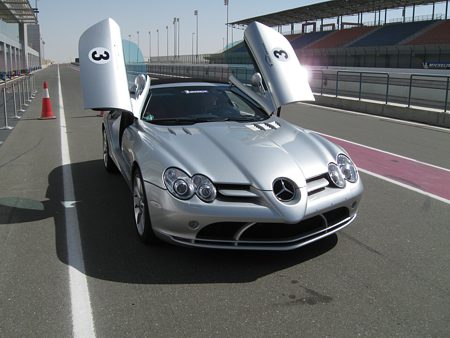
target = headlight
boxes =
[192,174,217,203]
[328,163,346,188]
[163,168,216,202]
[337,154,358,183]
[163,168,194,200]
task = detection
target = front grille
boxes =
[195,207,350,244]
[324,207,349,225]
[197,222,247,240]
[240,216,325,241]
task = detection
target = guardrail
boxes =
[310,70,450,112]
[0,74,37,133]
[407,74,449,112]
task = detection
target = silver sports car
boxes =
[79,19,363,250]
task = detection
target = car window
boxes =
[142,85,268,125]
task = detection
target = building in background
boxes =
[0,0,39,78]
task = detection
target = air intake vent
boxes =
[246,121,281,131]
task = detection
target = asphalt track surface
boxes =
[0,65,449,337]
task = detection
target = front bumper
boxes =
[145,180,363,251]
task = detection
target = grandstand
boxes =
[224,0,450,69]
[306,26,377,49]
[405,19,450,44]
[349,20,436,47]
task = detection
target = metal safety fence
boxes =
[0,75,37,144]
[309,70,450,111]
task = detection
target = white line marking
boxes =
[58,65,96,337]
[358,168,450,205]
[314,130,450,173]
[61,201,78,208]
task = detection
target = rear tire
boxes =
[103,128,117,173]
[132,166,159,244]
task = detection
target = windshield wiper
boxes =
[149,117,214,125]
[221,116,266,122]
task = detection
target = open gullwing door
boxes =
[79,18,132,113]
[231,22,314,113]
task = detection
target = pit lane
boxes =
[0,64,448,337]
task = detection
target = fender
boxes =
[79,18,132,113]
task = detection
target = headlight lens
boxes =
[328,162,346,188]
[192,174,217,203]
[337,154,358,183]
[163,168,194,200]
[163,168,216,202]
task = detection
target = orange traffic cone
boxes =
[40,81,56,120]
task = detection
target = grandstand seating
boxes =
[306,26,377,49]
[289,31,332,49]
[404,20,450,45]
[349,20,436,47]
[285,34,302,42]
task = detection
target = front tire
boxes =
[132,167,159,244]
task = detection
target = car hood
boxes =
[145,117,341,190]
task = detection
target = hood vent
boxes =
[167,127,193,136]
[246,121,280,131]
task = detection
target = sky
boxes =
[36,0,447,63]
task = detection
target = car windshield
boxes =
[142,85,269,125]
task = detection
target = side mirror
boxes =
[129,84,137,95]
[134,74,148,97]
[251,72,264,93]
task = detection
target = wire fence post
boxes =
[30,75,36,98]
[407,75,413,108]
[26,76,31,103]
[335,71,339,97]
[22,78,28,107]
[444,76,449,112]
[358,72,362,100]
[1,82,13,130]
[11,82,20,120]
[385,74,390,104]
[18,78,25,112]
[320,70,324,95]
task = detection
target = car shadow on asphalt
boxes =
[1,159,338,284]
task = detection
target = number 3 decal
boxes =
[88,47,111,64]
[273,49,289,62]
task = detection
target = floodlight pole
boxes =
[192,32,195,63]
[194,10,198,61]
[177,18,180,58]
[166,26,168,58]
[173,17,177,59]
[225,0,229,48]
[128,34,131,62]
[136,30,140,62]
[157,29,159,58]
[148,31,151,62]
